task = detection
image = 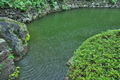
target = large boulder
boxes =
[0,17,30,80]
[0,17,30,60]
[0,38,15,80]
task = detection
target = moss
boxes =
[0,19,5,21]
[68,29,120,80]
[0,18,25,26]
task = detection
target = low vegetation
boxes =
[68,29,120,80]
[8,54,15,59]
[8,66,20,80]
[0,0,118,12]
[0,64,2,74]
[0,0,60,12]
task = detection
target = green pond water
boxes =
[16,8,120,80]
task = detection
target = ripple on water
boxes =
[16,8,120,80]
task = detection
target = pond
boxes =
[16,8,120,80]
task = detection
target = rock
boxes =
[0,58,15,80]
[0,17,30,60]
[0,38,10,62]
[0,38,15,80]
[22,18,30,23]
[63,76,69,80]
[0,17,30,80]
[66,57,73,66]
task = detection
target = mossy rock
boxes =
[0,17,30,60]
[68,29,120,80]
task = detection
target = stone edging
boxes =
[0,0,120,23]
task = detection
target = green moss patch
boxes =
[68,29,120,80]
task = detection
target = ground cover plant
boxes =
[0,64,2,74]
[68,29,120,80]
[0,0,118,12]
[0,0,60,12]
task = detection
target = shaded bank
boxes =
[0,0,120,23]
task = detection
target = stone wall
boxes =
[0,0,120,23]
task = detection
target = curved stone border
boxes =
[0,0,120,23]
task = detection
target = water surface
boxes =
[16,8,120,80]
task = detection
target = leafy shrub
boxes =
[0,0,42,11]
[8,66,20,80]
[25,33,30,42]
[109,0,117,4]
[0,0,118,11]
[0,64,2,74]
[62,5,68,10]
[0,0,59,12]
[86,0,118,4]
[8,54,14,59]
[68,29,120,80]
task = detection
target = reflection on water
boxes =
[16,8,120,80]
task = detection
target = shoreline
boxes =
[0,1,120,23]
[0,0,120,80]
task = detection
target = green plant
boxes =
[0,0,61,12]
[0,0,5,7]
[8,54,15,59]
[62,5,68,10]
[0,64,2,67]
[38,8,42,13]
[0,64,2,74]
[51,1,58,10]
[109,0,117,4]
[25,33,30,42]
[8,66,20,80]
[0,0,59,12]
[68,29,120,80]
[8,48,13,51]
